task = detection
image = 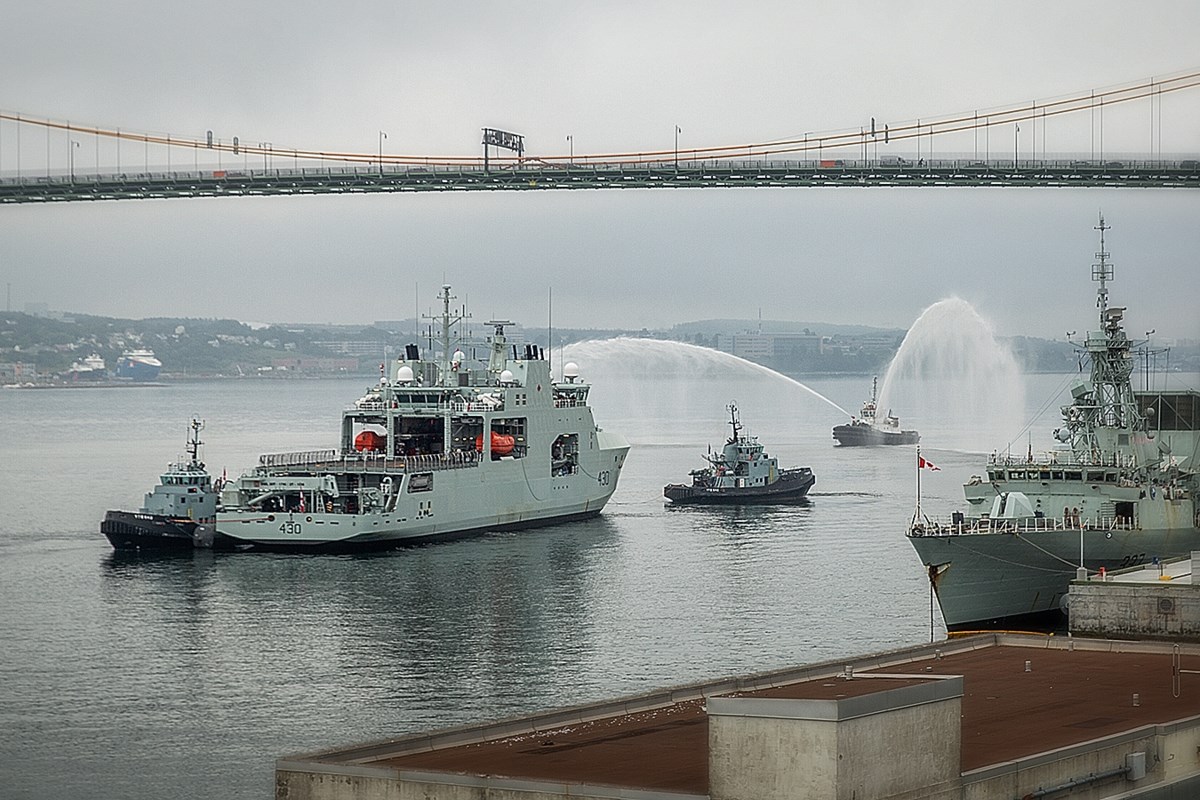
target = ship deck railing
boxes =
[909,514,1140,537]
[257,449,481,473]
[987,452,1141,469]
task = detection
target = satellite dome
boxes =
[453,350,466,363]
[563,362,580,382]
[396,365,415,383]
[499,369,514,384]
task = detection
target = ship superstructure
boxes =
[216,285,629,550]
[907,217,1200,630]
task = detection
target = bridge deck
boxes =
[3,159,1197,202]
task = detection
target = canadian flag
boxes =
[918,454,940,471]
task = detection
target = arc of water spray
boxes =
[563,338,851,417]
[877,297,1025,451]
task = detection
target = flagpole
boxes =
[916,445,922,523]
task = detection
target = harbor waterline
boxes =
[1,369,1195,799]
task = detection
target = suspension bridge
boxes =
[2,71,1198,204]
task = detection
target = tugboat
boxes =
[832,376,920,446]
[101,418,219,550]
[664,403,814,504]
[907,216,1200,631]
[214,284,629,550]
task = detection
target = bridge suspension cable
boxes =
[1,70,1198,169]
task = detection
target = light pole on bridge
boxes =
[1014,124,1019,169]
[674,126,681,169]
[566,134,573,164]
[70,140,79,182]
[378,131,387,177]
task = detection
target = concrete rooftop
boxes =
[307,635,1200,795]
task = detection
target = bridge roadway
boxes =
[2,158,1198,203]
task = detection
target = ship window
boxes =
[1052,471,1065,480]
[407,473,433,493]
[1086,471,1105,482]
[1065,471,1082,481]
[1008,471,1024,480]
[990,470,1004,482]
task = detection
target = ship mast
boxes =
[186,418,205,469]
[1060,215,1148,466]
[425,284,468,387]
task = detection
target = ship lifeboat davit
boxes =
[354,430,387,452]
[475,432,515,455]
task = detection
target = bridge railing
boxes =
[3,157,1198,186]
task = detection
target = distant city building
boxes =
[270,357,361,373]
[717,331,822,361]
[0,361,39,383]
[312,340,390,356]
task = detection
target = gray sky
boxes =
[1,1,1198,340]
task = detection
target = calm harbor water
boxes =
[1,359,1193,799]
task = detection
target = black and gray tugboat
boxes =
[101,418,220,550]
[664,403,815,504]
[832,376,920,446]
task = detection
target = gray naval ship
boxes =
[215,285,630,550]
[907,216,1200,631]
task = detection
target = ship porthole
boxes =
[268,514,275,522]
[306,516,312,522]
[1106,532,1112,539]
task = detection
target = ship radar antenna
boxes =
[727,402,742,443]
[1092,213,1113,326]
[423,284,469,386]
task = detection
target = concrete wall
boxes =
[275,763,705,800]
[708,705,839,799]
[837,698,962,800]
[962,729,1159,800]
[1071,582,1200,641]
[707,679,963,800]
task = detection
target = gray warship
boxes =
[215,285,629,550]
[832,377,919,446]
[664,403,814,504]
[101,418,219,550]
[907,216,1200,631]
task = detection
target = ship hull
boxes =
[115,359,161,381]
[664,470,814,505]
[832,424,919,446]
[217,507,604,553]
[217,439,630,551]
[101,510,218,550]
[908,524,1200,631]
